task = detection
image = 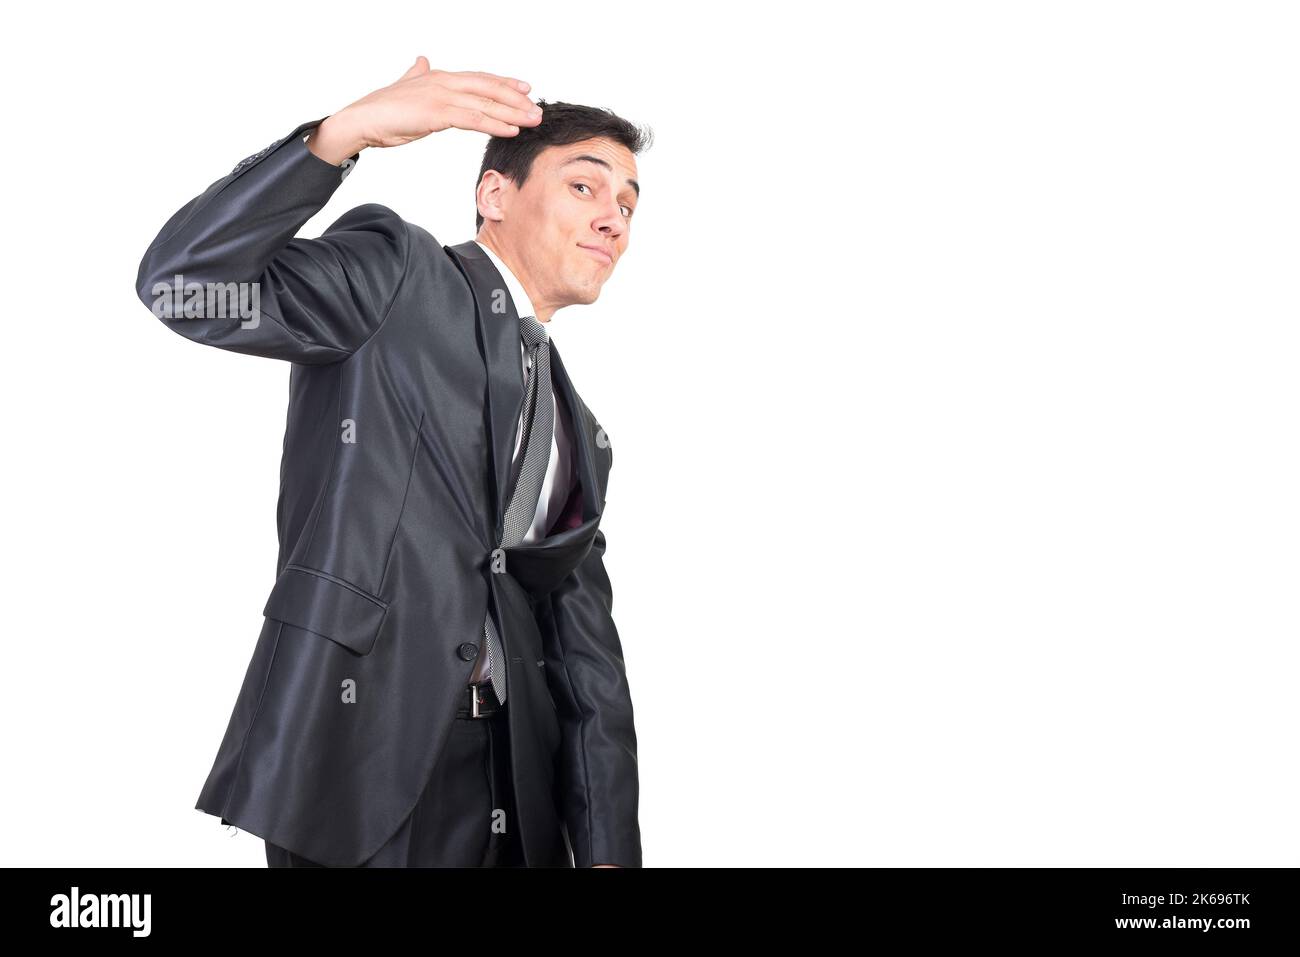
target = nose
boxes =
[595,212,624,243]
[595,199,625,239]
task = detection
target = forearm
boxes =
[136,117,354,301]
[132,115,414,363]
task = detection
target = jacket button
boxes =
[457,642,479,661]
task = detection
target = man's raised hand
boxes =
[307,57,542,165]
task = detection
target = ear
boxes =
[476,169,511,226]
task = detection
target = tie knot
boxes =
[519,313,548,348]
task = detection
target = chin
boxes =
[563,283,601,306]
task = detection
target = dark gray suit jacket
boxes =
[133,116,641,868]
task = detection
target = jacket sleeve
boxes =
[134,116,408,363]
[543,523,643,868]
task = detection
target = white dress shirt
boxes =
[471,241,574,682]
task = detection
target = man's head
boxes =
[474,100,651,320]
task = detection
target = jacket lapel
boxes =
[443,240,603,543]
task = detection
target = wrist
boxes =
[307,111,367,166]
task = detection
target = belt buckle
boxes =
[468,681,486,719]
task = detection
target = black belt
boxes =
[456,681,505,719]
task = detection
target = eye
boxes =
[574,182,633,219]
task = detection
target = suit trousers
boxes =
[264,684,523,867]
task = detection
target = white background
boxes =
[0,1,1296,867]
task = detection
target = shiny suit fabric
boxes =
[263,704,523,867]
[133,116,642,868]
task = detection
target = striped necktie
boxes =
[479,312,553,703]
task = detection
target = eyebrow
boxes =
[560,155,640,198]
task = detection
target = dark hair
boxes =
[475,100,652,231]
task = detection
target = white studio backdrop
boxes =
[0,0,1297,867]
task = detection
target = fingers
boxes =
[397,55,431,82]
[443,100,530,138]
[437,71,540,124]
[460,70,530,94]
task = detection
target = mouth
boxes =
[577,244,613,266]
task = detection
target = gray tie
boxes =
[480,313,553,703]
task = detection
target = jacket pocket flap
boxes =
[262,564,390,656]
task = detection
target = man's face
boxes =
[479,136,639,317]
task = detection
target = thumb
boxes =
[397,56,430,82]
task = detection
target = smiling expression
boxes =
[475,136,640,322]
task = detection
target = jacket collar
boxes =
[473,240,538,324]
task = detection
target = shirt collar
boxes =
[475,240,539,325]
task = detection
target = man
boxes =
[133,59,648,868]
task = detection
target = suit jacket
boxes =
[133,116,641,868]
